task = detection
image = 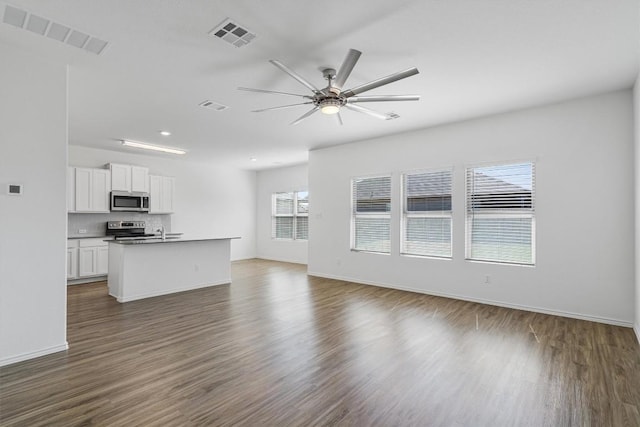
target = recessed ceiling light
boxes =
[159,130,171,136]
[250,157,257,162]
[121,139,185,155]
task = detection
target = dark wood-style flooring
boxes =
[1,259,639,426]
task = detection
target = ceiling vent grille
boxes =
[199,100,229,111]
[2,5,109,55]
[208,18,255,48]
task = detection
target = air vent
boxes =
[208,18,255,48]
[199,100,229,111]
[387,112,400,120]
[2,5,109,55]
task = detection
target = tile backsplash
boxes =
[68,213,172,237]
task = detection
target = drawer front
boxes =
[67,239,80,249]
[79,238,109,248]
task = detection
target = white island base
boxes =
[107,237,237,303]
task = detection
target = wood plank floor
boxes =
[1,259,639,426]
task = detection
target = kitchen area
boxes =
[67,161,237,302]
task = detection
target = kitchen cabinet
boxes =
[110,163,149,193]
[67,167,76,212]
[149,175,175,214]
[67,240,79,279]
[73,167,111,213]
[77,238,109,277]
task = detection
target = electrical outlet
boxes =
[78,229,87,234]
[484,275,491,284]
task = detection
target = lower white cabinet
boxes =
[68,238,109,280]
[67,240,79,279]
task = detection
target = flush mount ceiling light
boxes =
[319,98,342,115]
[121,140,185,155]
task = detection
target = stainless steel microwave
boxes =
[110,191,150,212]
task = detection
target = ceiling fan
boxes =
[238,48,420,125]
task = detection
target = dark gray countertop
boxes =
[107,236,240,245]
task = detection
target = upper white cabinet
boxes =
[67,167,76,212]
[149,175,175,214]
[110,163,149,193]
[73,167,111,213]
[131,166,149,192]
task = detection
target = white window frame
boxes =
[351,175,392,254]
[272,191,309,241]
[401,168,453,259]
[465,161,535,266]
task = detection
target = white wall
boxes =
[256,164,308,264]
[0,45,69,365]
[69,146,257,261]
[634,74,640,341]
[309,90,635,326]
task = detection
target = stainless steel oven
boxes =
[110,191,150,212]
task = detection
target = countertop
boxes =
[107,235,240,245]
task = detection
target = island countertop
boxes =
[107,235,240,245]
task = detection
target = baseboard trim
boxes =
[256,256,308,265]
[0,342,69,367]
[635,323,640,344]
[111,279,231,303]
[308,271,634,328]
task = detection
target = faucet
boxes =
[157,225,166,241]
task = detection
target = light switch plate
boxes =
[7,184,22,195]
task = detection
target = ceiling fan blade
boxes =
[252,102,313,113]
[336,112,344,126]
[342,67,419,98]
[238,87,312,99]
[344,103,392,120]
[332,49,362,92]
[270,60,321,94]
[347,95,420,103]
[291,106,319,125]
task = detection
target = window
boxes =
[402,169,452,258]
[352,175,391,253]
[272,191,308,240]
[466,162,535,265]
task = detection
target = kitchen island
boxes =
[107,236,239,303]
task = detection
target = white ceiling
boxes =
[1,0,638,170]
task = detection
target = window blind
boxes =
[296,191,309,240]
[402,169,452,257]
[272,191,308,241]
[466,162,535,265]
[352,176,391,253]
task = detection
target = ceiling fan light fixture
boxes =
[319,98,341,115]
